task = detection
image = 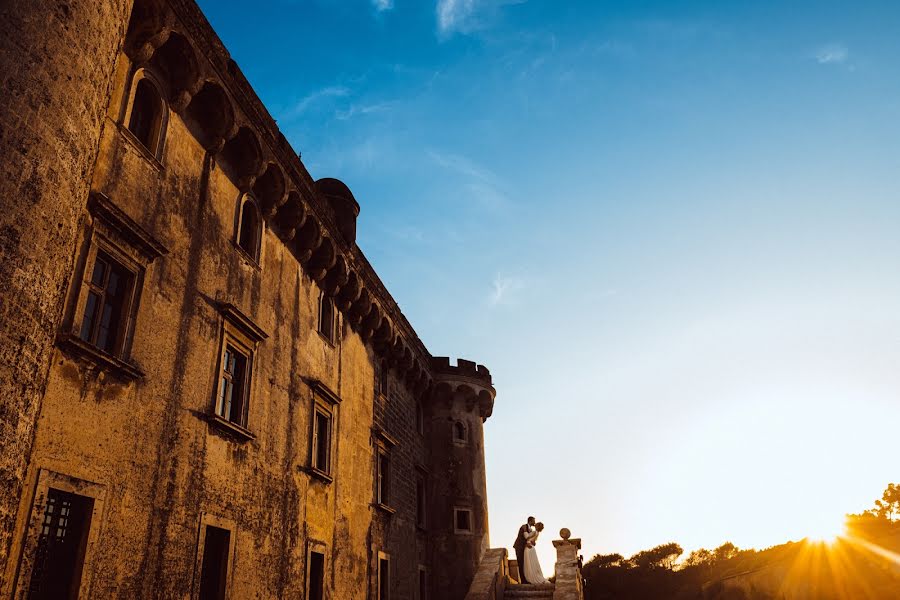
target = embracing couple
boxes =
[513,516,549,585]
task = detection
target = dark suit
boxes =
[513,524,532,583]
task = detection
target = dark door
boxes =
[309,551,325,600]
[27,489,94,600]
[199,526,230,600]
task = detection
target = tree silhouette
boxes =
[583,483,900,600]
[713,542,739,562]
[873,483,900,522]
[630,542,683,570]
[585,553,624,569]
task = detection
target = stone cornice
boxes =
[166,0,432,361]
[129,0,482,397]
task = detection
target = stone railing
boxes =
[464,548,508,600]
[465,529,585,600]
[552,529,584,600]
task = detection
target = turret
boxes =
[315,177,360,246]
[427,357,496,599]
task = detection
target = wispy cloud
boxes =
[436,0,526,36]
[283,85,349,119]
[428,149,514,211]
[489,273,525,306]
[372,0,393,11]
[335,100,396,120]
[428,150,499,184]
[815,43,848,65]
[437,0,474,33]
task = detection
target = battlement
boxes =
[431,357,492,384]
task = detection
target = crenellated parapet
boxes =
[120,0,462,393]
[431,357,496,420]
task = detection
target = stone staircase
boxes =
[504,583,555,598]
[463,528,584,600]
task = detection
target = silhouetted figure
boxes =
[514,516,536,584]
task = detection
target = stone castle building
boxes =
[0,1,503,597]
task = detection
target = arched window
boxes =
[236,196,261,261]
[318,292,335,343]
[453,421,468,444]
[125,71,167,158]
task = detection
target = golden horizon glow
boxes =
[803,515,847,545]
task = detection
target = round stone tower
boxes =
[427,357,496,599]
[0,0,136,572]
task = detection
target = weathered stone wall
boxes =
[371,377,431,598]
[0,1,498,597]
[0,0,134,576]
[3,48,381,596]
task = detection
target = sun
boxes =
[805,517,846,545]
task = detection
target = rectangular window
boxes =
[209,304,267,440]
[378,554,390,600]
[26,489,94,599]
[308,550,325,600]
[376,451,390,506]
[313,410,332,473]
[78,251,134,355]
[62,193,166,379]
[217,344,249,425]
[199,525,230,600]
[378,360,388,397]
[415,401,424,435]
[308,381,340,481]
[454,508,472,534]
[416,476,426,529]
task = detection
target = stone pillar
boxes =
[552,528,584,600]
[0,0,135,573]
[427,357,495,600]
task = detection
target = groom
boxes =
[513,516,536,584]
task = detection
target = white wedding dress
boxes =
[522,530,550,585]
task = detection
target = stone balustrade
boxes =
[551,528,584,600]
[464,548,509,600]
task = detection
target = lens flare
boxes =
[805,517,846,544]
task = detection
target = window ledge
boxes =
[117,122,164,172]
[88,192,168,260]
[317,329,336,347]
[302,466,334,484]
[373,502,396,516]
[57,333,144,381]
[208,415,255,442]
[309,379,342,405]
[372,426,398,448]
[230,240,261,270]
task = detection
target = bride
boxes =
[522,522,550,585]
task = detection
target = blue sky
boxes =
[199,0,900,568]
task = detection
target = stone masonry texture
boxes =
[0,0,498,598]
[0,0,135,573]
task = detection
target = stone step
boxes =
[505,583,555,598]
